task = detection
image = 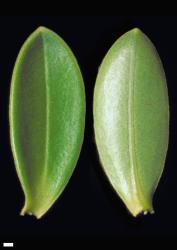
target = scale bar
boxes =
[3,243,14,247]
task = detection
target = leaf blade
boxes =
[93,28,169,216]
[10,27,85,218]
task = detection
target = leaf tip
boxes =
[131,27,143,34]
[35,26,50,34]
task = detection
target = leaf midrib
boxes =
[128,32,145,207]
[40,31,50,189]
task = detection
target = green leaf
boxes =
[9,27,85,218]
[93,28,169,216]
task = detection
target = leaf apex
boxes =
[35,26,50,34]
[131,27,143,34]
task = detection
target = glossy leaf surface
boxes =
[9,27,85,218]
[93,28,169,216]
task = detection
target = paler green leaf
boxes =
[9,27,85,218]
[93,28,169,216]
